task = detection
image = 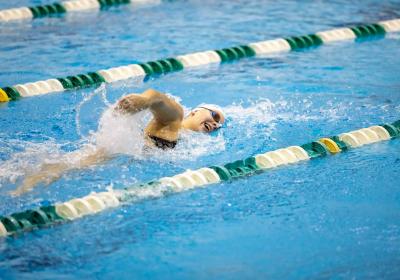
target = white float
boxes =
[248,38,291,55]
[0,222,8,237]
[316,28,356,43]
[95,192,120,207]
[339,133,361,147]
[287,146,310,160]
[177,50,221,68]
[379,19,400,32]
[69,198,95,215]
[368,126,390,140]
[196,168,221,183]
[255,154,277,169]
[0,7,33,21]
[55,202,80,220]
[83,195,106,212]
[61,0,100,12]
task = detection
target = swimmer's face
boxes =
[182,108,225,133]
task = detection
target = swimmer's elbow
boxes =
[143,88,164,101]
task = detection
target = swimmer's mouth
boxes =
[204,122,211,132]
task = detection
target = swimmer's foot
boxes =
[10,176,47,196]
[10,148,109,196]
[9,163,67,196]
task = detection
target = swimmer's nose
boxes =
[211,122,220,131]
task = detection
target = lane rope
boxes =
[1,120,399,237]
[0,0,160,22]
[1,18,399,102]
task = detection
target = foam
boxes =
[93,108,148,156]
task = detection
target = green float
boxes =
[159,59,173,73]
[147,61,165,74]
[57,78,74,90]
[382,124,399,138]
[30,210,50,225]
[29,6,41,18]
[329,136,349,151]
[370,23,386,35]
[98,0,131,8]
[166,58,184,71]
[53,3,67,13]
[78,74,95,86]
[67,75,86,88]
[139,63,154,76]
[301,141,329,158]
[1,216,22,232]
[2,87,21,100]
[87,72,106,84]
[285,37,298,50]
[238,45,256,57]
[209,165,231,181]
[224,48,240,60]
[215,49,229,62]
[391,120,400,130]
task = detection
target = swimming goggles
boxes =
[198,106,223,127]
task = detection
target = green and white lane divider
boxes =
[0,0,159,22]
[1,120,399,237]
[1,18,399,102]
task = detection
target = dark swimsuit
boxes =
[148,135,177,149]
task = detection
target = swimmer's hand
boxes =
[116,94,147,114]
[115,89,157,114]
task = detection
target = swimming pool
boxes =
[1,0,400,278]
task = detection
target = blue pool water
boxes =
[1,0,400,278]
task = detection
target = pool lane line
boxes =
[0,0,160,22]
[1,120,399,238]
[1,18,399,103]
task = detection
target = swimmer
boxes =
[11,88,225,196]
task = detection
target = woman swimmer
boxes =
[11,88,225,196]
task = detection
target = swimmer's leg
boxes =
[10,147,109,196]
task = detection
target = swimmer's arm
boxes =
[116,89,183,124]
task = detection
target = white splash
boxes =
[92,108,149,156]
[75,84,110,139]
[91,104,226,161]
